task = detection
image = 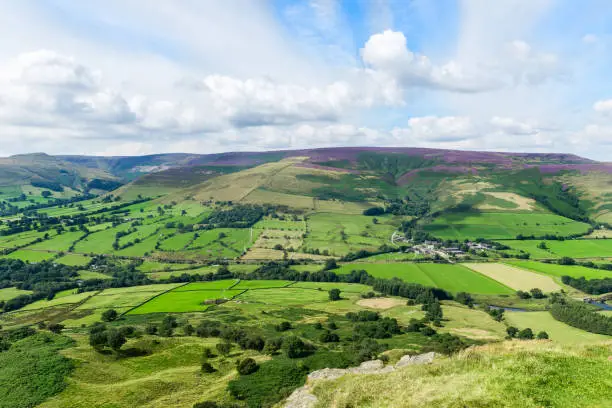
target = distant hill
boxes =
[3,147,612,224]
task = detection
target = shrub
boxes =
[319,331,340,343]
[517,328,534,340]
[275,321,292,332]
[201,362,216,373]
[537,331,549,339]
[216,342,232,356]
[283,336,314,358]
[328,288,341,301]
[101,309,118,322]
[506,326,519,338]
[237,358,259,375]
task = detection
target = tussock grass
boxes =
[312,340,612,408]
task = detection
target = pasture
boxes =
[173,280,237,291]
[0,287,33,301]
[464,263,562,292]
[73,223,133,254]
[423,212,590,240]
[25,231,85,252]
[158,232,195,251]
[56,254,91,266]
[500,240,561,259]
[20,291,98,311]
[506,260,612,280]
[303,213,397,256]
[129,288,244,313]
[541,239,612,258]
[234,287,330,306]
[232,279,292,289]
[290,281,372,293]
[3,250,56,262]
[505,311,610,344]
[335,262,514,294]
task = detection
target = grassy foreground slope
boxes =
[311,341,612,408]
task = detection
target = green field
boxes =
[335,262,514,294]
[136,260,194,272]
[506,260,612,279]
[290,281,372,293]
[158,232,195,251]
[173,280,238,291]
[303,213,398,256]
[541,239,612,258]
[0,230,58,249]
[499,240,561,259]
[423,212,591,240]
[232,279,292,289]
[0,287,33,301]
[235,287,331,306]
[20,291,98,311]
[129,288,244,313]
[3,250,56,262]
[56,254,91,266]
[505,311,610,344]
[25,231,85,252]
[73,223,133,254]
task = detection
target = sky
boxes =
[0,0,611,160]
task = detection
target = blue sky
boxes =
[0,0,610,160]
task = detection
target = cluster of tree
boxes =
[506,326,549,340]
[560,276,612,295]
[31,180,64,192]
[88,322,136,352]
[201,205,265,228]
[86,179,123,191]
[516,288,546,299]
[349,312,402,339]
[482,305,505,322]
[550,298,612,335]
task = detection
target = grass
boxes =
[25,231,85,252]
[464,263,562,292]
[56,254,91,266]
[290,281,372,293]
[499,240,561,259]
[506,260,612,280]
[73,223,133,254]
[335,263,514,295]
[3,250,56,262]
[128,289,244,313]
[312,341,612,407]
[423,212,591,240]
[76,270,112,280]
[541,239,612,258]
[173,280,238,291]
[75,291,163,310]
[158,232,195,251]
[505,311,611,344]
[0,287,33,301]
[235,287,333,306]
[0,333,74,408]
[20,291,98,311]
[232,280,293,289]
[303,213,398,256]
[38,335,242,408]
[137,260,193,272]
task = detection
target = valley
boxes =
[0,147,610,408]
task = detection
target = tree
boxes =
[216,341,232,356]
[283,336,313,358]
[328,288,341,301]
[323,259,338,271]
[183,324,195,336]
[319,331,340,343]
[275,321,292,332]
[455,292,474,308]
[145,324,157,335]
[89,331,108,352]
[237,358,259,375]
[106,329,127,351]
[529,288,545,299]
[201,361,216,373]
[424,300,443,323]
[202,348,215,359]
[48,323,64,334]
[506,326,519,338]
[537,241,548,250]
[327,321,338,330]
[517,328,534,340]
[41,191,52,198]
[101,309,118,322]
[536,331,549,339]
[516,290,532,299]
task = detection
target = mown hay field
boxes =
[464,263,562,292]
[506,260,612,280]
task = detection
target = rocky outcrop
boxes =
[284,352,435,408]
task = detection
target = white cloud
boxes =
[593,99,612,114]
[582,34,599,44]
[361,30,501,93]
